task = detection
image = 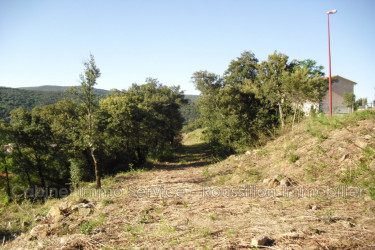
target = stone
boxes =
[340,153,349,162]
[262,178,270,184]
[364,134,372,140]
[280,178,291,187]
[308,204,320,210]
[251,235,270,247]
[30,224,50,240]
[71,203,94,217]
[245,151,251,155]
[342,221,355,228]
[355,139,369,149]
[268,178,280,188]
[47,205,65,223]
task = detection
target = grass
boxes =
[307,110,375,137]
[102,199,114,206]
[340,146,375,199]
[3,110,375,248]
[209,214,217,221]
[289,153,299,163]
[0,198,57,243]
[80,216,106,234]
[182,128,205,145]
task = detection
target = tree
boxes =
[0,121,12,201]
[344,92,355,113]
[297,59,325,77]
[256,51,290,127]
[224,51,258,86]
[68,54,102,188]
[282,65,327,128]
[99,79,186,167]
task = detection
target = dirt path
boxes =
[5,140,375,249]
[81,142,375,249]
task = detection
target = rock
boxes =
[251,235,270,247]
[280,178,291,187]
[263,178,270,184]
[47,205,65,223]
[342,221,355,228]
[268,178,280,188]
[245,151,251,155]
[29,224,50,240]
[308,204,320,210]
[311,205,320,210]
[340,153,349,162]
[47,200,73,222]
[71,203,94,217]
[364,134,372,140]
[364,195,372,202]
[355,139,369,149]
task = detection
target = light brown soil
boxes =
[4,116,375,249]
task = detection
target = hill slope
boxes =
[20,85,110,95]
[0,86,198,123]
[0,87,70,121]
[3,111,374,249]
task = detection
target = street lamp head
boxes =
[327,10,337,14]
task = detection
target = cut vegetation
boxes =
[2,110,375,249]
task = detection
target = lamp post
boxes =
[327,9,337,116]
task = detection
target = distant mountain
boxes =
[20,85,110,95]
[1,85,199,124]
[184,94,199,103]
[0,87,70,121]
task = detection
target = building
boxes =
[303,75,356,115]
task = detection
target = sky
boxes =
[0,0,374,102]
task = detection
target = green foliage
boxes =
[69,158,85,189]
[289,154,299,163]
[340,146,375,200]
[80,220,101,234]
[180,95,200,126]
[193,51,326,153]
[0,87,69,122]
[0,54,188,201]
[343,92,355,112]
[224,50,258,86]
[99,78,186,165]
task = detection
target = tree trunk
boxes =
[15,146,32,186]
[3,160,12,201]
[90,147,101,189]
[278,102,285,127]
[35,154,46,188]
[292,105,297,130]
[25,168,32,187]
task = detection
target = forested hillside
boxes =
[0,87,70,121]
[0,55,187,204]
[0,86,199,124]
[20,85,110,95]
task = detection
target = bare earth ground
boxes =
[3,120,375,249]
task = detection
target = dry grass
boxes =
[3,110,375,249]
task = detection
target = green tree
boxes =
[297,59,325,77]
[224,51,258,86]
[344,92,355,113]
[282,65,327,128]
[0,121,12,201]
[68,54,102,188]
[257,51,291,127]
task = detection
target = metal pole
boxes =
[328,13,332,116]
